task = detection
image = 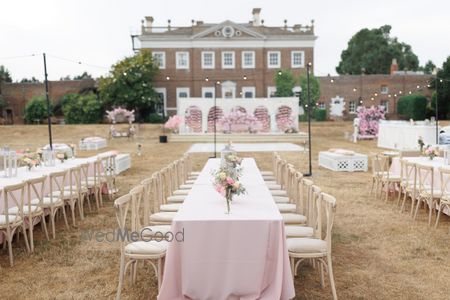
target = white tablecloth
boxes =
[158,158,295,300]
[378,122,438,150]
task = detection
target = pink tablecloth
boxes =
[158,158,295,300]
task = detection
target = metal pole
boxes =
[210,82,217,158]
[436,77,439,144]
[43,53,53,150]
[304,63,312,176]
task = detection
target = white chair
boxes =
[398,160,417,215]
[1,182,31,266]
[148,172,176,225]
[58,166,83,226]
[114,194,167,299]
[31,170,69,238]
[435,167,450,229]
[414,164,439,226]
[80,162,98,213]
[20,176,49,251]
[287,192,338,299]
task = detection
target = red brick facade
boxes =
[0,79,95,124]
[317,74,433,119]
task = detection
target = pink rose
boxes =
[226,177,235,185]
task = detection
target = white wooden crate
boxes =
[319,151,368,172]
[79,137,107,151]
[115,153,131,174]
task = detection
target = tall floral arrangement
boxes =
[212,168,246,214]
[356,105,385,136]
[276,114,296,132]
[106,107,135,124]
[164,115,184,133]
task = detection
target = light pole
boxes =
[304,62,313,177]
[43,53,53,150]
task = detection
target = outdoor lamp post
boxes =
[43,53,53,150]
[304,62,313,177]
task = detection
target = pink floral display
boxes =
[106,107,135,124]
[218,110,262,133]
[164,115,184,132]
[356,105,386,136]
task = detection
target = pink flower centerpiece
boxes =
[212,168,246,214]
[423,145,439,160]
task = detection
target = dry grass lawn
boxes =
[0,122,449,299]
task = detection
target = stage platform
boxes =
[168,132,307,143]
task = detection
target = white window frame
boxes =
[152,52,166,69]
[267,86,277,98]
[380,85,389,94]
[222,51,235,69]
[176,51,189,69]
[201,51,215,69]
[242,86,256,98]
[154,87,167,116]
[317,102,326,109]
[176,87,190,100]
[267,51,281,68]
[291,51,305,68]
[202,87,215,98]
[242,51,255,69]
[348,101,356,114]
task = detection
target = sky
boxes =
[1,0,449,81]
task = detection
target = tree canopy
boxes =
[299,74,321,108]
[98,50,159,120]
[74,72,93,80]
[336,25,419,75]
[0,65,12,83]
[275,70,295,97]
[429,56,450,118]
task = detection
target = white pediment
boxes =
[192,20,266,40]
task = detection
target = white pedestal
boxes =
[79,137,107,151]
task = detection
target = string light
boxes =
[353,88,357,92]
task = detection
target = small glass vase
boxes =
[429,155,435,160]
[225,190,233,214]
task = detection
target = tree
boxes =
[60,75,72,81]
[98,50,159,121]
[74,71,93,80]
[299,74,321,108]
[419,60,436,75]
[0,65,12,83]
[20,77,40,83]
[62,92,103,124]
[275,70,296,97]
[24,95,52,123]
[336,25,419,74]
[429,56,450,119]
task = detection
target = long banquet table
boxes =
[158,158,295,300]
[390,156,450,216]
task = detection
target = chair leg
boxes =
[369,178,375,196]
[116,254,125,300]
[50,208,56,239]
[290,257,295,277]
[435,203,443,228]
[62,205,70,229]
[41,214,49,241]
[327,254,338,300]
[157,258,162,290]
[427,199,434,227]
[22,224,30,253]
[414,197,422,220]
[29,221,35,252]
[78,194,85,220]
[7,231,14,266]
[70,202,77,227]
[319,260,325,288]
[385,182,390,202]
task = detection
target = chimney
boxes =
[252,8,261,26]
[144,16,154,32]
[390,58,398,74]
[196,20,204,26]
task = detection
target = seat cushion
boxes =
[287,238,327,254]
[124,241,168,255]
[263,175,276,181]
[8,205,42,215]
[173,189,190,196]
[0,214,22,225]
[50,190,77,199]
[185,179,196,184]
[179,184,193,190]
[149,212,176,223]
[260,171,274,176]
[277,203,296,213]
[160,203,182,212]
[271,190,288,196]
[267,184,282,190]
[140,225,172,238]
[285,226,314,238]
[190,171,201,176]
[282,213,307,224]
[274,196,290,203]
[167,195,186,203]
[32,197,63,207]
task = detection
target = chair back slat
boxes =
[321,192,337,254]
[3,182,26,224]
[129,184,144,231]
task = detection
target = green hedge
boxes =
[24,96,52,123]
[314,109,327,121]
[397,94,427,120]
[146,113,166,123]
